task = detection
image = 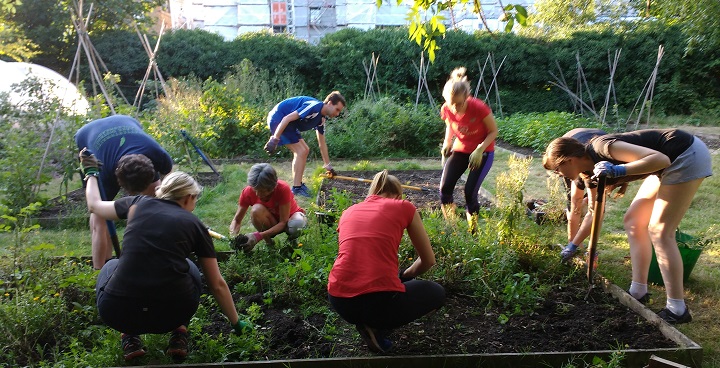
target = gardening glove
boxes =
[399,267,415,283]
[231,320,252,335]
[78,147,102,179]
[468,148,485,170]
[228,233,248,251]
[323,163,337,178]
[239,232,263,252]
[560,241,580,262]
[441,143,452,158]
[592,161,626,179]
[264,136,280,154]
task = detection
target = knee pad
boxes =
[287,215,307,238]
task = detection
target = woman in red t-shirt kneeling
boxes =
[327,170,446,353]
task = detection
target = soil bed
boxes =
[317,170,492,211]
[231,277,677,360]
[35,169,684,364]
[235,169,677,361]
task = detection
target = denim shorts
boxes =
[661,137,713,185]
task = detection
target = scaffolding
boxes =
[169,0,537,42]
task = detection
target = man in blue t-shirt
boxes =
[75,115,174,269]
[263,91,346,197]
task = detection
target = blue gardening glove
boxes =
[232,320,252,335]
[560,242,580,262]
[593,161,626,179]
[264,136,280,154]
[469,148,485,170]
[78,147,102,179]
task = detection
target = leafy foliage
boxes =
[228,31,322,95]
[156,29,232,82]
[497,112,603,153]
[324,97,444,159]
[0,77,85,211]
[645,0,720,53]
[397,0,528,61]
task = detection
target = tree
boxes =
[0,22,39,61]
[645,0,720,53]
[2,0,164,72]
[393,0,527,61]
[0,0,39,61]
[524,0,636,37]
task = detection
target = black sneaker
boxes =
[121,334,146,361]
[166,328,189,360]
[657,307,692,324]
[355,324,393,353]
[627,290,650,304]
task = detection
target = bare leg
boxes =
[250,204,278,231]
[624,176,658,285]
[90,212,113,270]
[285,140,310,187]
[650,177,704,300]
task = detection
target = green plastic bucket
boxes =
[648,229,703,285]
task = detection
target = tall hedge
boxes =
[97,24,718,117]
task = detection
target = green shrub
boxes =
[146,76,270,161]
[157,29,233,81]
[322,97,444,159]
[497,111,603,152]
[0,78,85,211]
[228,31,321,94]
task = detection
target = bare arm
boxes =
[198,257,239,325]
[229,205,249,236]
[566,181,585,242]
[474,114,499,153]
[316,128,331,166]
[570,186,604,247]
[401,211,436,279]
[605,141,671,174]
[442,122,454,148]
[271,111,301,140]
[85,176,120,221]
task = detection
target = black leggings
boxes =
[96,259,202,335]
[328,280,446,330]
[440,151,494,214]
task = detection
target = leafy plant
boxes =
[0,77,85,211]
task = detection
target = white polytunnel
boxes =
[0,60,90,115]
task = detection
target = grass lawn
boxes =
[2,148,719,366]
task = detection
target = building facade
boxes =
[168,0,535,43]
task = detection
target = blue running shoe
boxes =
[292,183,312,198]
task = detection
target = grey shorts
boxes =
[661,137,713,185]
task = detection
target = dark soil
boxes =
[213,274,676,360]
[241,168,675,359]
[316,170,492,212]
[36,162,680,360]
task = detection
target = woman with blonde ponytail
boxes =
[327,170,445,353]
[81,164,251,361]
[439,67,498,231]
